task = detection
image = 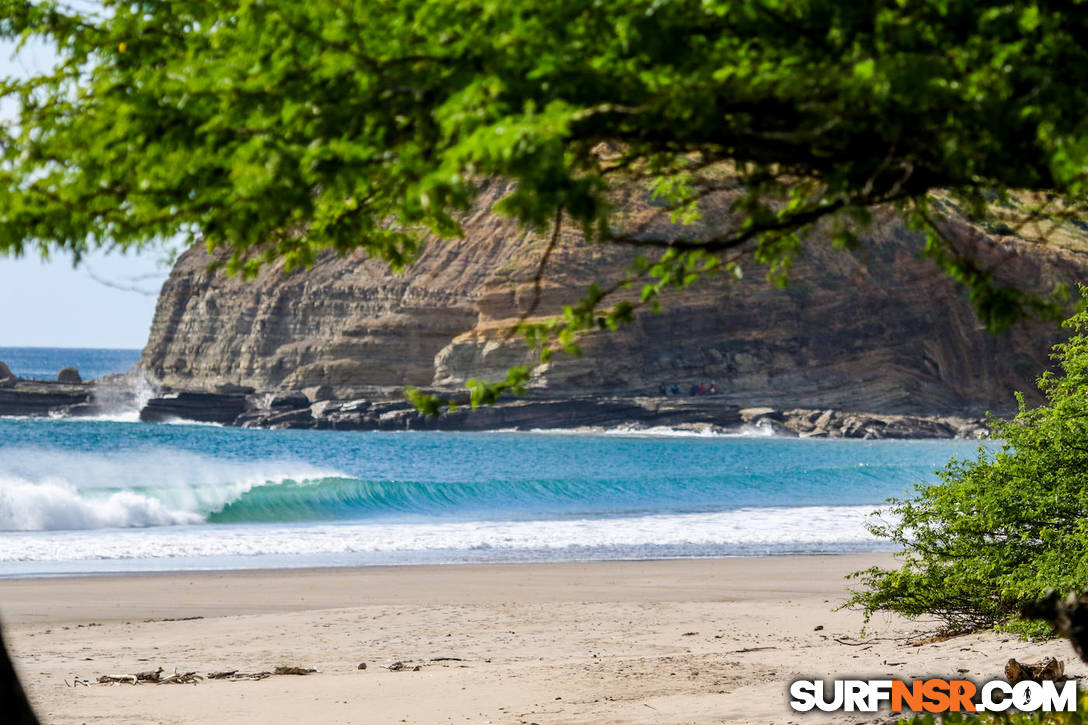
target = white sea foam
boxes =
[58,369,159,423]
[0,505,887,564]
[519,422,787,438]
[734,419,779,438]
[0,478,202,530]
[0,447,341,531]
[521,424,731,438]
[601,424,724,437]
[49,410,142,424]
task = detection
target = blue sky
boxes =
[0,30,169,350]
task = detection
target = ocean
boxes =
[0,347,990,577]
[0,346,142,381]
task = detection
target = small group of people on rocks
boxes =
[658,382,718,397]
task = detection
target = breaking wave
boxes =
[0,505,886,565]
[0,423,976,571]
[0,441,925,533]
[0,447,340,531]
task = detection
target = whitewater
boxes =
[0,412,992,576]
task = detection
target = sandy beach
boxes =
[1,555,1078,724]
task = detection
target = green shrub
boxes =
[848,305,1088,637]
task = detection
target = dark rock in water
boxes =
[270,395,744,432]
[59,402,101,417]
[435,397,743,432]
[0,360,12,381]
[158,389,986,437]
[57,367,82,384]
[139,392,249,424]
[777,407,981,439]
[238,406,314,429]
[0,382,91,416]
[0,374,147,417]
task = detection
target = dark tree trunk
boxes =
[1024,590,1088,664]
[0,624,39,725]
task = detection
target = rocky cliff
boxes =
[141,183,1088,419]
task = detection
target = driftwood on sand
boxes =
[95,665,317,685]
[96,674,137,685]
[274,666,317,675]
[97,669,204,685]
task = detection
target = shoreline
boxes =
[1,377,992,438]
[0,555,887,623]
[1,411,989,440]
[4,555,1078,724]
[0,548,899,582]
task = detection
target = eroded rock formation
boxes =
[141,185,1088,420]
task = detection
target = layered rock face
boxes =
[142,186,1087,417]
[142,187,521,399]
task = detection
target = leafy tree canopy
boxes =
[1,0,1085,402]
[849,304,1088,639]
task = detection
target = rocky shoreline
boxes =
[0,380,94,416]
[0,368,989,438]
[0,377,143,418]
[222,393,990,438]
[114,185,1082,440]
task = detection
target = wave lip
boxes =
[0,446,344,532]
[0,478,203,531]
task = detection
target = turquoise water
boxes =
[0,346,141,380]
[0,415,991,576]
